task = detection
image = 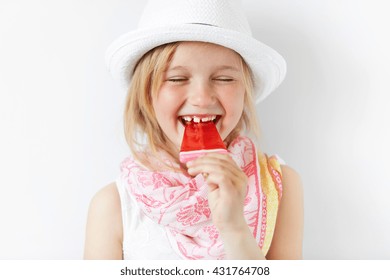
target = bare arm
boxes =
[266,165,304,259]
[84,183,123,259]
[187,153,264,259]
[219,221,266,259]
[219,164,304,259]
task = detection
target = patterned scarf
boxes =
[120,136,269,259]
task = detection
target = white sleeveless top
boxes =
[116,177,181,260]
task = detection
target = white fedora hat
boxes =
[105,0,286,103]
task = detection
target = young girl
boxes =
[84,0,303,260]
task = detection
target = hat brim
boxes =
[105,23,286,103]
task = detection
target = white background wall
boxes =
[0,0,389,259]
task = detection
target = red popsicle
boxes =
[179,120,228,163]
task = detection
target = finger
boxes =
[187,159,238,177]
[192,152,233,163]
[205,172,247,204]
[191,161,247,190]
[187,153,237,172]
[186,153,248,192]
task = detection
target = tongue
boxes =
[179,121,227,163]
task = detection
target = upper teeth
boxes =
[182,115,217,123]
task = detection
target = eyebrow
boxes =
[165,66,188,72]
[215,65,241,72]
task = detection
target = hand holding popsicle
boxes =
[182,120,248,232]
[187,152,248,232]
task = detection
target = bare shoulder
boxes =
[266,164,304,259]
[280,164,303,193]
[89,182,121,212]
[84,182,123,259]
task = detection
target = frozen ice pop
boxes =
[179,120,228,163]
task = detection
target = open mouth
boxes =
[178,115,221,126]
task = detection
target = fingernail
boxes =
[186,160,194,167]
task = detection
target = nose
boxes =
[188,81,216,107]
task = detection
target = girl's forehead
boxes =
[174,41,240,56]
[168,41,242,69]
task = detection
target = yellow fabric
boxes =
[259,153,283,256]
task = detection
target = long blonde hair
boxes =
[123,42,260,168]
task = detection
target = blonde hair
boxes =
[123,42,260,168]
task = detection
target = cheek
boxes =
[218,90,245,139]
[153,90,176,118]
[152,89,184,135]
[224,90,245,119]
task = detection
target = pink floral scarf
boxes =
[119,136,265,259]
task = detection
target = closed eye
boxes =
[213,77,235,82]
[166,77,188,83]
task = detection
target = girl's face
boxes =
[152,42,246,151]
